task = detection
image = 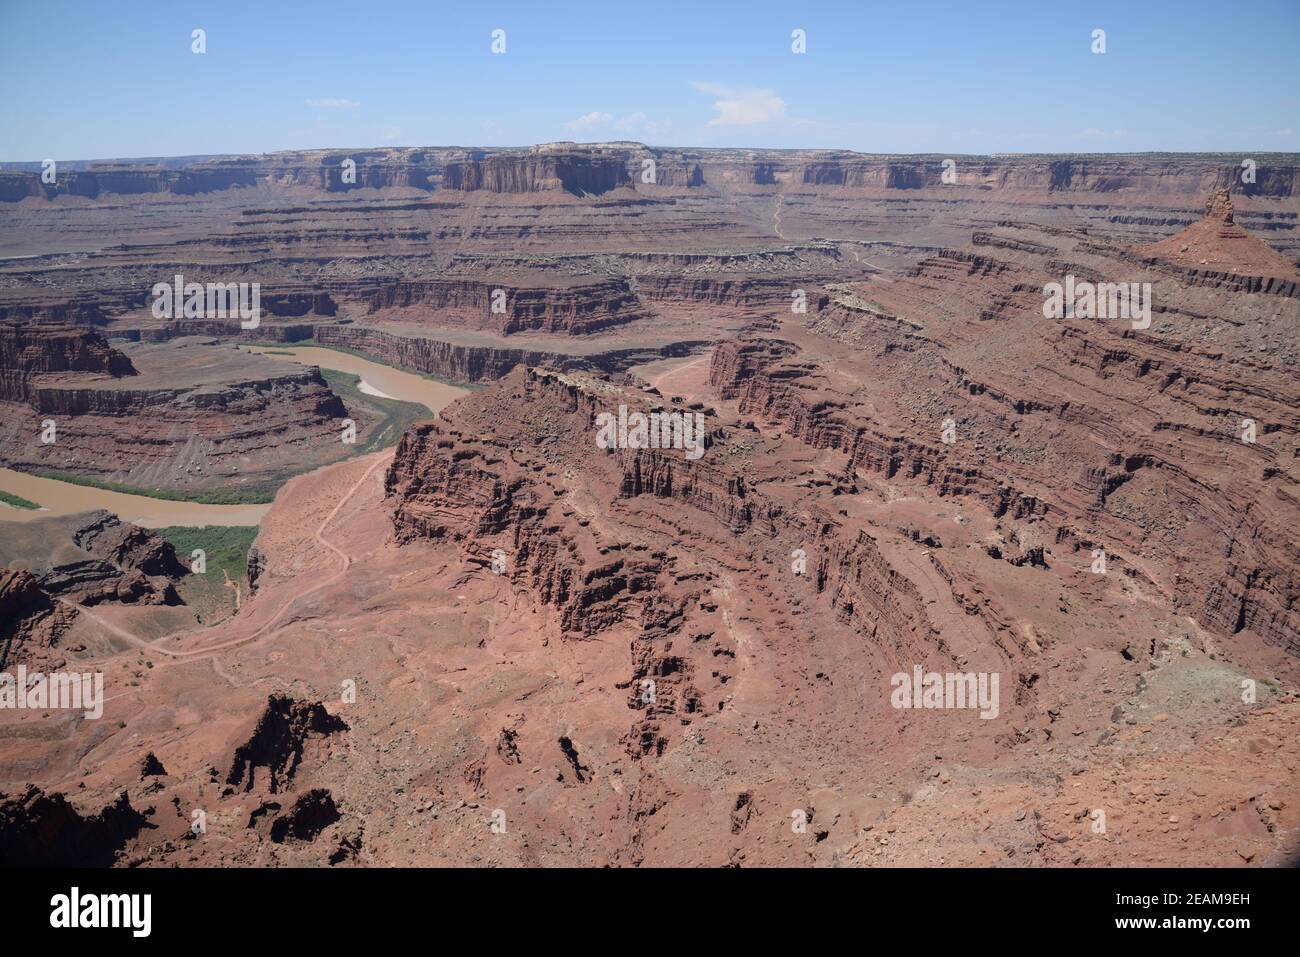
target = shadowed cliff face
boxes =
[227,695,349,794]
[0,787,149,867]
[0,323,135,402]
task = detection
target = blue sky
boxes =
[1,0,1297,161]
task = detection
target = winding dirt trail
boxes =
[222,570,242,611]
[772,194,786,240]
[71,452,391,664]
[840,241,887,273]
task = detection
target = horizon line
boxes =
[4,144,1300,167]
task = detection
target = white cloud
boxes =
[307,98,360,109]
[380,126,402,142]
[567,111,614,131]
[691,82,786,126]
[565,111,669,138]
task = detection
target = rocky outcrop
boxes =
[268,789,341,843]
[123,321,319,344]
[245,545,267,595]
[802,161,926,188]
[1138,186,1300,282]
[139,752,167,778]
[0,569,76,669]
[226,695,349,794]
[0,173,44,203]
[0,163,257,201]
[709,338,1045,521]
[12,363,343,417]
[386,370,710,751]
[0,513,185,635]
[38,563,179,607]
[73,511,187,579]
[385,393,662,635]
[0,323,133,378]
[790,156,1300,198]
[637,159,704,187]
[708,339,799,400]
[34,511,187,607]
[0,323,134,403]
[0,786,149,867]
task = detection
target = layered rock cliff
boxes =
[4,146,1297,201]
[442,151,631,195]
[0,336,359,496]
[362,276,648,335]
[0,323,135,403]
[707,203,1300,658]
[386,366,1031,769]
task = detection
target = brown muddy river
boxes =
[0,468,270,527]
[0,346,469,528]
[244,345,468,413]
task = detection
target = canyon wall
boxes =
[0,322,135,403]
[4,147,1298,201]
[442,152,631,195]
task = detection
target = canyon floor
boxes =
[1,145,1298,867]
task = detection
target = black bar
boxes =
[7,866,1289,943]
